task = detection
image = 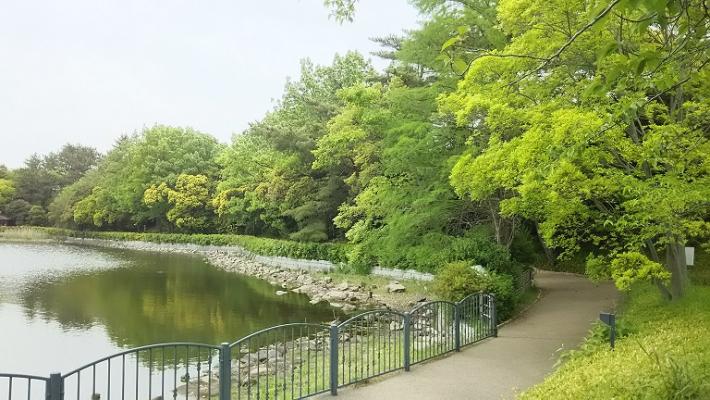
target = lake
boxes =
[0,241,339,376]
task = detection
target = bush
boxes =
[354,228,521,274]
[3,199,32,225]
[344,244,376,274]
[520,284,710,399]
[433,261,517,320]
[60,230,351,263]
[433,261,489,301]
[27,205,48,226]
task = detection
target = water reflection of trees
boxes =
[20,251,339,349]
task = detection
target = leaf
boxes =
[435,53,450,63]
[584,80,605,97]
[636,58,647,74]
[441,36,460,52]
[452,58,469,75]
[456,25,470,35]
[634,15,654,34]
[597,41,618,61]
[643,0,667,14]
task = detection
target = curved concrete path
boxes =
[323,270,617,400]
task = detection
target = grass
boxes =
[0,226,60,241]
[689,247,710,285]
[519,249,710,400]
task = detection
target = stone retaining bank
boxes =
[62,237,417,311]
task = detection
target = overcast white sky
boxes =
[0,0,420,168]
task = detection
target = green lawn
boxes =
[520,250,710,399]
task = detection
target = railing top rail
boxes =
[409,299,457,313]
[229,322,330,347]
[458,292,486,304]
[61,341,219,378]
[337,309,406,327]
[0,373,49,381]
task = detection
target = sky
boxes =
[0,0,421,168]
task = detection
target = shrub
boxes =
[433,261,488,301]
[433,261,517,320]
[61,230,351,263]
[509,226,542,265]
[27,205,48,226]
[520,284,710,399]
[345,244,376,274]
[355,228,521,274]
[485,272,516,320]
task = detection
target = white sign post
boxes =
[685,247,695,266]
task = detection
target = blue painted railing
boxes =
[1,293,495,400]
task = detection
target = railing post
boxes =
[329,324,339,396]
[403,313,411,371]
[454,303,461,352]
[47,373,62,400]
[219,343,231,400]
[490,294,498,337]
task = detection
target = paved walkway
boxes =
[323,270,618,400]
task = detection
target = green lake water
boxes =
[0,241,339,376]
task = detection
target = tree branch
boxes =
[508,0,623,86]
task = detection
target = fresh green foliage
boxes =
[689,249,710,286]
[215,53,375,241]
[63,230,351,263]
[12,144,101,207]
[323,0,358,23]
[433,261,517,319]
[441,0,709,299]
[0,178,14,208]
[55,126,222,231]
[144,174,214,232]
[520,283,710,399]
[433,261,486,301]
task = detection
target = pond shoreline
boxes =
[59,236,417,312]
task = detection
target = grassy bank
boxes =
[0,226,351,263]
[520,251,710,399]
[0,226,539,315]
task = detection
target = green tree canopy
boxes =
[215,52,375,241]
[441,0,709,298]
[63,126,222,231]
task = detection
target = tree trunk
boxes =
[534,221,555,266]
[666,241,689,300]
[487,199,502,246]
[646,239,672,300]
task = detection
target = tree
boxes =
[323,0,358,22]
[215,52,375,241]
[48,169,101,227]
[26,205,48,226]
[44,144,101,187]
[4,199,32,225]
[0,178,14,208]
[441,0,709,299]
[10,144,100,208]
[12,154,59,207]
[64,126,222,230]
[144,174,214,232]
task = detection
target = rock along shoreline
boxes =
[61,237,410,312]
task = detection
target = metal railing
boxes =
[1,293,495,400]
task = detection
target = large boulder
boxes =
[386,281,406,293]
[324,290,349,301]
